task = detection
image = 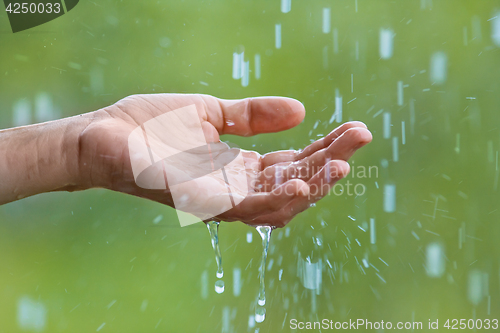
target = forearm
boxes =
[0,114,94,204]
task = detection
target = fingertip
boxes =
[296,180,310,196]
[280,179,309,197]
[344,127,373,146]
[346,121,368,129]
[247,96,306,134]
[283,97,306,123]
[329,160,350,179]
[358,127,373,143]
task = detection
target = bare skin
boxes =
[0,94,372,227]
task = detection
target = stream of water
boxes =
[206,221,224,293]
[255,225,273,323]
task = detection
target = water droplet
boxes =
[159,37,172,48]
[426,243,445,278]
[215,280,225,294]
[255,307,266,323]
[233,267,241,297]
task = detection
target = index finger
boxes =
[259,121,368,169]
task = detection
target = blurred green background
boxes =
[1,0,500,332]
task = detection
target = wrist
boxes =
[62,112,97,191]
[72,109,114,191]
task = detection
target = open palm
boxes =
[78,94,372,227]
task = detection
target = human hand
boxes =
[78,94,372,227]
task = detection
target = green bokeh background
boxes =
[1,0,500,332]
